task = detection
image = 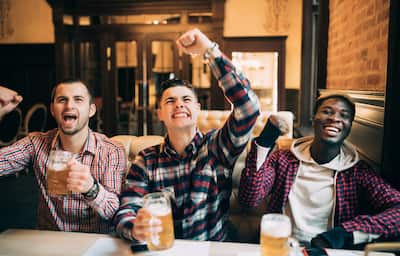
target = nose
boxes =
[175,99,184,108]
[65,99,75,109]
[329,111,341,122]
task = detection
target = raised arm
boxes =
[177,28,260,169]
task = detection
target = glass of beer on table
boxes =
[260,213,300,256]
[47,150,73,196]
[143,192,175,251]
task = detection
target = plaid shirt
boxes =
[239,141,400,238]
[114,54,260,241]
[0,129,126,234]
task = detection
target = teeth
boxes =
[173,113,188,118]
[325,126,339,132]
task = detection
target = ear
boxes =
[50,103,55,118]
[89,103,96,118]
[157,108,164,122]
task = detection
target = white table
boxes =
[0,229,260,256]
[1,229,395,256]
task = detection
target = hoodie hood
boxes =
[290,136,359,171]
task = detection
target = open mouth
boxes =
[62,113,77,125]
[172,112,190,118]
[323,125,341,136]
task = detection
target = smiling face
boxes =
[50,82,96,136]
[157,86,200,133]
[313,97,353,145]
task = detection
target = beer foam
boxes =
[147,203,171,216]
[51,163,67,171]
[261,216,291,238]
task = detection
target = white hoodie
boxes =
[285,136,359,242]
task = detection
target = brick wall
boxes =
[327,0,389,91]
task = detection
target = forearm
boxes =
[115,159,149,240]
[0,137,33,176]
[209,55,260,164]
[341,205,400,238]
[84,184,120,220]
[238,142,273,207]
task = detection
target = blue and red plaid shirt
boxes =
[0,129,127,233]
[239,142,400,238]
[114,54,260,241]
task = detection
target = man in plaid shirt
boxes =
[0,80,126,234]
[239,94,400,249]
[114,28,260,242]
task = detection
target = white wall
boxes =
[224,0,302,89]
[0,0,302,90]
[0,0,54,44]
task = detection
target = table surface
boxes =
[0,229,260,256]
[0,229,395,256]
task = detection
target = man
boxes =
[0,85,23,121]
[0,80,126,234]
[239,94,400,249]
[114,28,260,241]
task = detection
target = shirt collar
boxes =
[161,129,203,157]
[50,129,96,156]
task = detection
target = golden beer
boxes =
[47,150,73,196]
[260,214,292,256]
[144,192,175,251]
[47,168,69,195]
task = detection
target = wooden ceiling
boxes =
[47,0,213,15]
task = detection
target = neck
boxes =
[167,127,197,156]
[310,139,342,164]
[59,128,89,154]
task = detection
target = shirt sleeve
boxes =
[114,154,149,241]
[341,162,400,239]
[238,140,277,207]
[85,144,127,220]
[0,136,35,176]
[208,54,260,173]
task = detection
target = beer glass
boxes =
[143,192,174,251]
[47,150,73,196]
[260,214,300,256]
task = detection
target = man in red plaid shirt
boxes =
[0,80,126,234]
[114,28,260,242]
[239,94,400,250]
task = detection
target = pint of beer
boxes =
[47,150,73,196]
[144,192,174,251]
[260,214,292,256]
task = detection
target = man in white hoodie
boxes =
[239,94,400,250]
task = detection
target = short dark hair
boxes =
[157,79,197,105]
[50,79,94,104]
[313,94,355,121]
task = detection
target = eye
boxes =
[321,109,333,115]
[341,111,351,120]
[165,99,174,104]
[57,98,67,103]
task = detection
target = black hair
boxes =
[50,78,94,104]
[313,94,355,121]
[156,79,197,105]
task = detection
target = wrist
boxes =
[82,178,99,200]
[204,42,221,59]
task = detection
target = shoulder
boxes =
[269,149,297,161]
[92,131,125,152]
[26,129,57,142]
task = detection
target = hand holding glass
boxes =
[260,214,300,256]
[143,192,174,251]
[47,150,74,196]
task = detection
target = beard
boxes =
[59,119,89,136]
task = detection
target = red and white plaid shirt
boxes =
[0,129,126,234]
